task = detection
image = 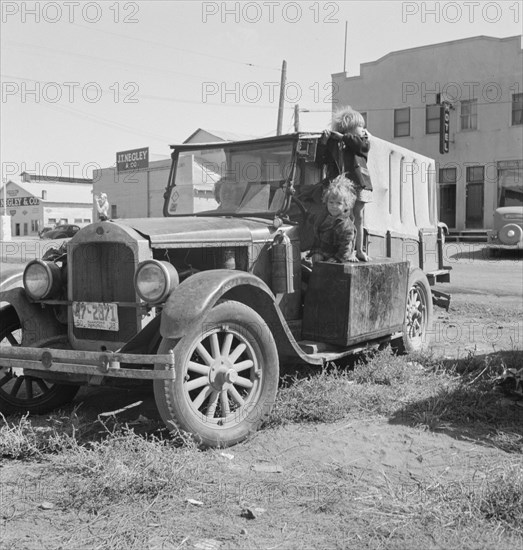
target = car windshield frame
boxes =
[163,135,299,218]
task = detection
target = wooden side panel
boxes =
[302,259,409,346]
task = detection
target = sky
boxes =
[1,0,522,182]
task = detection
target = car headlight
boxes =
[23,260,62,300]
[134,260,179,304]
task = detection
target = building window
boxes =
[512,93,523,125]
[460,99,477,130]
[83,218,91,223]
[466,166,484,184]
[439,167,457,184]
[394,108,410,137]
[48,218,56,224]
[41,190,47,200]
[498,160,523,206]
[31,220,38,232]
[426,104,440,134]
[74,218,82,223]
[111,205,117,219]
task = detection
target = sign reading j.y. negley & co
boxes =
[116,147,149,173]
[0,196,40,207]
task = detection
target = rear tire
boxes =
[0,309,79,415]
[398,269,433,353]
[154,301,279,448]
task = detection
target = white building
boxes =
[332,35,523,231]
[0,172,93,237]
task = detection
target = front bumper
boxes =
[0,344,175,380]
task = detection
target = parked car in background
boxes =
[38,226,54,238]
[487,206,523,255]
[40,224,81,240]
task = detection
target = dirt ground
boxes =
[1,244,522,549]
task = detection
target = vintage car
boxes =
[40,224,81,240]
[486,206,523,255]
[0,132,450,447]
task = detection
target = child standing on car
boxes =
[95,192,110,221]
[310,176,357,264]
[322,106,373,262]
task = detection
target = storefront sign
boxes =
[116,147,149,173]
[0,196,40,207]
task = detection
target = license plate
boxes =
[72,302,119,331]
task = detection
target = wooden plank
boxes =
[0,346,173,365]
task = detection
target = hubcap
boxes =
[183,328,260,426]
[406,286,426,339]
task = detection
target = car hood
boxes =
[117,216,274,247]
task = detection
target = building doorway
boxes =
[439,184,456,228]
[465,182,484,228]
[438,167,457,229]
[465,166,484,229]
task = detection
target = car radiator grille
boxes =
[71,242,138,343]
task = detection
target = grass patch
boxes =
[54,428,202,511]
[1,348,522,549]
[0,412,81,459]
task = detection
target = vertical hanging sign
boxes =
[439,103,450,154]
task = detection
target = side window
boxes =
[394,108,410,137]
[512,93,523,125]
[460,99,477,130]
[426,104,440,134]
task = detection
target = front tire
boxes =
[154,301,279,448]
[0,309,79,415]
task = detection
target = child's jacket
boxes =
[322,133,373,191]
[312,208,356,262]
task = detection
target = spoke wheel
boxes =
[399,269,433,353]
[0,309,79,415]
[154,301,279,448]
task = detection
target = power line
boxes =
[70,22,280,72]
[6,40,208,82]
[1,74,295,110]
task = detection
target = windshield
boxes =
[166,141,295,216]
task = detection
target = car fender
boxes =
[0,288,66,346]
[159,269,321,365]
[0,269,24,293]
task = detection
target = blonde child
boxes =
[310,176,357,264]
[322,106,373,261]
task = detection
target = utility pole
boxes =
[294,104,300,132]
[343,21,348,73]
[277,60,286,135]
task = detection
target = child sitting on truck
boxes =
[310,176,358,264]
[322,106,373,262]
